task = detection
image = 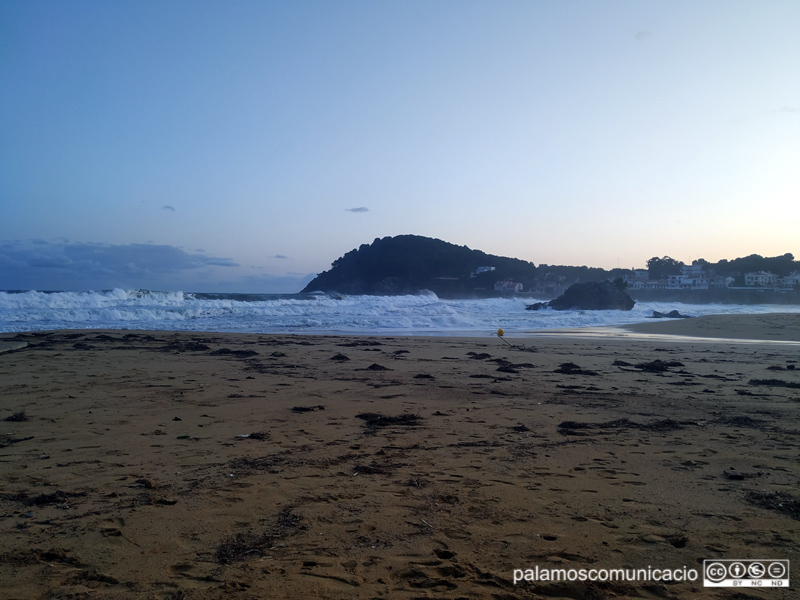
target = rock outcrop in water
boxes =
[527,281,635,311]
[651,310,692,319]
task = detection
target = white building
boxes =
[745,271,779,287]
[623,269,648,282]
[666,274,683,289]
[781,273,800,288]
[494,281,522,293]
[471,266,495,278]
[710,276,735,289]
[667,265,710,290]
[645,280,668,289]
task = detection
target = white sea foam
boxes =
[0,288,798,335]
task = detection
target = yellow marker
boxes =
[497,328,513,346]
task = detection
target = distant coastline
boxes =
[421,287,800,304]
[301,235,799,304]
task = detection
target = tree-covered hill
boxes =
[646,253,798,279]
[300,235,798,298]
[301,235,539,296]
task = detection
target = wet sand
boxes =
[625,312,800,342]
[1,317,798,599]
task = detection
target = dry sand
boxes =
[0,315,798,599]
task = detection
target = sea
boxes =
[1,288,798,337]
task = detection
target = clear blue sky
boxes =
[2,0,798,292]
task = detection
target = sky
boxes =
[1,0,798,293]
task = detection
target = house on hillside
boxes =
[644,280,668,289]
[781,273,800,288]
[709,276,735,289]
[745,271,779,287]
[666,265,710,290]
[494,281,522,293]
[666,274,683,290]
[471,266,495,278]
[622,270,649,287]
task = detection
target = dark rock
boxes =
[651,310,692,318]
[635,359,684,372]
[355,412,421,428]
[4,411,28,422]
[724,468,744,480]
[291,405,325,413]
[209,348,258,358]
[525,302,549,311]
[748,378,800,389]
[724,467,763,480]
[338,340,382,347]
[529,281,635,311]
[744,491,800,520]
[554,362,598,376]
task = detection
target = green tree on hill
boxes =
[646,256,684,280]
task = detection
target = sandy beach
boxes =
[1,314,798,599]
[625,313,800,342]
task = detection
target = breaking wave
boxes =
[0,288,797,335]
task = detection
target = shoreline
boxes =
[623,311,800,341]
[3,312,799,344]
[523,312,800,345]
[1,321,799,598]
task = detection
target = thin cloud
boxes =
[634,31,652,42]
[0,240,237,291]
[274,254,289,259]
[346,207,369,213]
